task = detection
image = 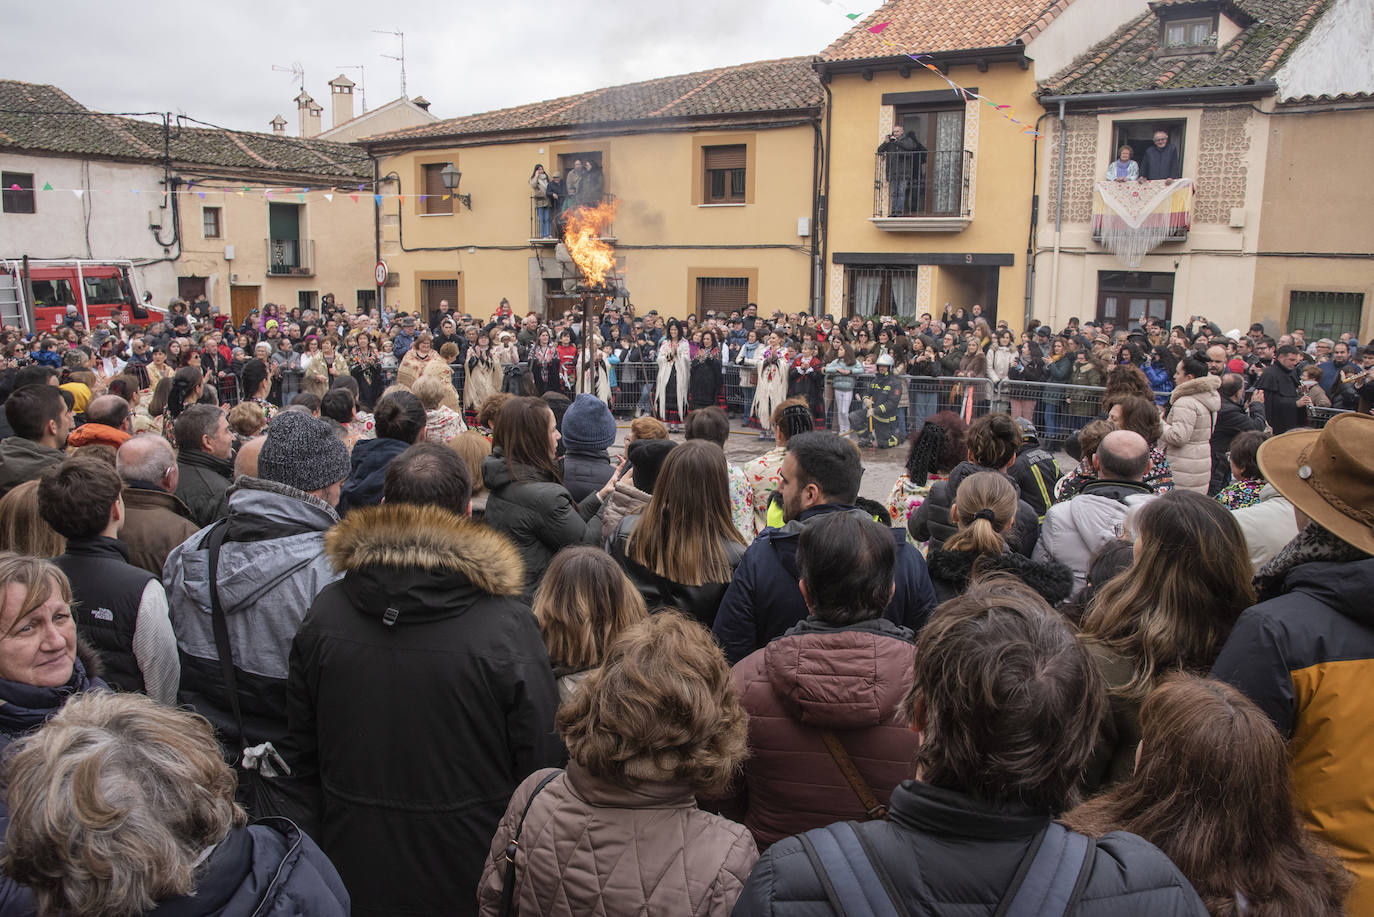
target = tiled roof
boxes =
[1041,0,1330,94]
[820,0,1076,61]
[0,80,371,179]
[366,57,822,145]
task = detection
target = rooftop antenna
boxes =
[335,64,368,112]
[374,29,407,98]
[271,61,306,93]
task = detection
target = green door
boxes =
[268,203,301,273]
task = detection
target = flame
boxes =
[562,199,619,287]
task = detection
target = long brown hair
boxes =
[493,396,559,483]
[1081,491,1254,702]
[626,440,744,585]
[1064,675,1351,916]
[533,547,647,671]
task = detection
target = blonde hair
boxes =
[411,374,451,411]
[627,415,669,442]
[448,431,492,496]
[0,482,66,558]
[626,440,744,586]
[944,471,1017,556]
[533,547,647,671]
[2,692,246,917]
[225,401,266,438]
[0,553,72,629]
[557,612,747,793]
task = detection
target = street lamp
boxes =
[439,163,471,210]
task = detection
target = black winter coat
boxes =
[338,436,409,515]
[713,504,938,665]
[607,513,745,628]
[284,503,563,917]
[734,779,1208,917]
[559,449,614,503]
[909,461,1041,556]
[175,449,233,527]
[482,450,603,597]
[53,536,156,694]
[146,819,349,917]
[1208,397,1266,495]
[925,547,1074,606]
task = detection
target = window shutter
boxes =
[697,277,749,313]
[704,145,747,171]
[424,165,453,214]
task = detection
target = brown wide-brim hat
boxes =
[1257,412,1374,556]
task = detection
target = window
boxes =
[846,266,919,317]
[1,172,35,214]
[1288,291,1364,340]
[356,289,377,313]
[1110,118,1187,183]
[202,206,222,238]
[1096,271,1174,326]
[703,145,746,204]
[1164,17,1214,48]
[696,277,749,313]
[421,278,459,323]
[83,276,126,305]
[298,291,317,312]
[30,279,75,308]
[879,108,967,216]
[422,163,453,215]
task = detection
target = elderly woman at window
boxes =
[1106,145,1139,182]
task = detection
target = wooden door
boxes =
[229,285,259,328]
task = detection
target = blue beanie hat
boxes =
[561,394,616,452]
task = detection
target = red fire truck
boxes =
[0,259,157,333]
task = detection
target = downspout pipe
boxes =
[1049,100,1066,330]
[820,74,833,317]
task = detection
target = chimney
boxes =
[294,90,315,138]
[412,95,431,112]
[328,74,355,128]
[270,114,288,135]
[306,103,323,138]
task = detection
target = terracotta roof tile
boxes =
[365,57,822,145]
[0,80,371,180]
[1041,0,1332,94]
[820,0,1078,61]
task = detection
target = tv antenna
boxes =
[335,64,368,112]
[374,29,407,98]
[271,61,306,93]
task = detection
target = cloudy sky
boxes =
[10,0,879,133]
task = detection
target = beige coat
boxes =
[1160,374,1221,493]
[478,763,757,917]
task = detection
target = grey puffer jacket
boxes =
[166,477,341,756]
[482,450,602,596]
[477,763,757,917]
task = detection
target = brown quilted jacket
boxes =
[477,762,758,917]
[718,619,920,849]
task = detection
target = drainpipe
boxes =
[1049,100,1066,328]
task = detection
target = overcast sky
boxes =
[9,0,879,134]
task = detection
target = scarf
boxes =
[1254,521,1370,601]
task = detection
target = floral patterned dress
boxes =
[1217,475,1265,510]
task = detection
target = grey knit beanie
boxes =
[561,394,616,452]
[258,411,351,493]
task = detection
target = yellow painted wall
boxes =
[375,123,816,321]
[178,182,375,313]
[824,62,1040,330]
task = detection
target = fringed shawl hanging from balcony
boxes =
[1092,179,1194,267]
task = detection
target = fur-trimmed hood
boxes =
[1168,373,1221,405]
[926,547,1075,606]
[327,503,525,608]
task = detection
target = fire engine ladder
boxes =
[0,270,24,331]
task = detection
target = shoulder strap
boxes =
[819,729,888,820]
[993,822,1097,917]
[499,769,564,917]
[798,822,912,917]
[203,520,249,749]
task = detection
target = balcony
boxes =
[871,150,972,231]
[1090,178,1194,267]
[266,238,314,277]
[530,193,617,245]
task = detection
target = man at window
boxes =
[877,126,925,215]
[1140,129,1182,183]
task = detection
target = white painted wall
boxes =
[1026,0,1151,83]
[0,152,178,302]
[1274,0,1374,99]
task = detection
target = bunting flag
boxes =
[323,193,333,202]
[825,2,1039,137]
[41,182,52,191]
[72,189,84,198]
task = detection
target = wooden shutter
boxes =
[703,145,747,171]
[424,164,453,214]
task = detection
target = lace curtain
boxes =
[932,109,963,214]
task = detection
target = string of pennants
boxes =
[5,180,440,206]
[819,1,1041,137]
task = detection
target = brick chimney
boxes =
[270,114,288,135]
[328,74,355,128]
